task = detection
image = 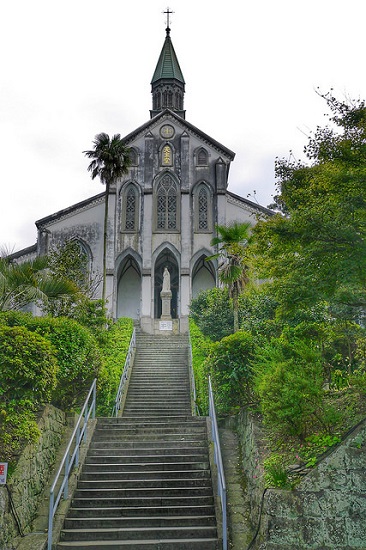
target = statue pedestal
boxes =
[160,290,172,320]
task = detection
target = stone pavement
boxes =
[219,425,253,550]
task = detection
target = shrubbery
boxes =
[97,317,134,416]
[0,312,134,463]
[190,288,233,341]
[208,331,255,414]
[0,323,58,461]
[1,311,101,409]
[189,319,212,415]
[252,335,326,438]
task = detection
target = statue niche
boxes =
[160,267,172,320]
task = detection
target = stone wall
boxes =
[0,405,65,549]
[234,410,366,550]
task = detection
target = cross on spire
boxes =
[163,7,174,33]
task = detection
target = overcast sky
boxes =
[1,0,365,252]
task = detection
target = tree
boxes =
[253,93,366,320]
[190,287,233,341]
[0,253,76,312]
[209,222,251,332]
[44,239,108,334]
[83,133,131,303]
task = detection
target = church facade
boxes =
[14,26,270,334]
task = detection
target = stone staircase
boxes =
[56,332,219,549]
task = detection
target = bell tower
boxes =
[150,9,186,119]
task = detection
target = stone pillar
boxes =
[160,289,172,320]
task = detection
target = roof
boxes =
[151,31,185,85]
[122,109,236,160]
[35,191,105,228]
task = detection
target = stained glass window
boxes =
[125,186,136,230]
[198,186,209,230]
[157,174,177,230]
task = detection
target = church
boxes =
[13,22,270,334]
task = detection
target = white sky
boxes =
[1,0,365,252]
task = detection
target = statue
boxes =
[160,267,172,320]
[162,267,170,292]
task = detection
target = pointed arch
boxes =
[154,171,180,231]
[116,249,142,319]
[153,244,180,319]
[129,147,139,166]
[120,181,140,232]
[192,181,213,232]
[191,251,216,299]
[195,147,209,166]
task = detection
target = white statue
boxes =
[162,267,170,292]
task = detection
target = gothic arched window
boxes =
[194,183,212,232]
[122,184,139,232]
[197,148,208,166]
[129,148,138,166]
[156,174,178,230]
[198,186,209,230]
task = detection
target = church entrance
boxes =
[154,250,179,319]
[117,256,141,319]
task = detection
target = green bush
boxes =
[0,324,58,461]
[97,318,134,416]
[208,331,255,414]
[190,288,233,341]
[252,335,325,438]
[0,324,58,405]
[1,311,101,409]
[189,319,213,415]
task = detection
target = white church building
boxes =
[13,24,271,334]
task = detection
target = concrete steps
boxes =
[57,332,218,550]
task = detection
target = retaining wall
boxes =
[234,410,366,549]
[0,405,65,549]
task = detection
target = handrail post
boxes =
[48,378,97,550]
[48,491,54,550]
[63,453,69,499]
[92,380,96,418]
[208,376,227,550]
[113,328,135,417]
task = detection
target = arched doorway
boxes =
[117,256,141,319]
[192,255,216,299]
[154,250,179,319]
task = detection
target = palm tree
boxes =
[83,133,131,303]
[0,253,76,312]
[209,222,252,332]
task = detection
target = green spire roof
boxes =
[151,30,185,84]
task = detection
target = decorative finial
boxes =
[163,7,174,34]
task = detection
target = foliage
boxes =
[209,222,252,332]
[0,253,76,312]
[44,239,109,335]
[208,331,255,415]
[0,323,58,461]
[299,433,341,468]
[253,93,366,320]
[97,317,134,416]
[84,133,131,302]
[252,334,326,438]
[189,319,213,415]
[263,454,292,488]
[238,284,280,338]
[0,323,58,405]
[190,288,233,341]
[0,311,101,409]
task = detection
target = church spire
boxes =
[150,11,185,119]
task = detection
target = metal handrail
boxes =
[209,375,227,550]
[47,379,96,550]
[188,332,199,416]
[112,328,136,417]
